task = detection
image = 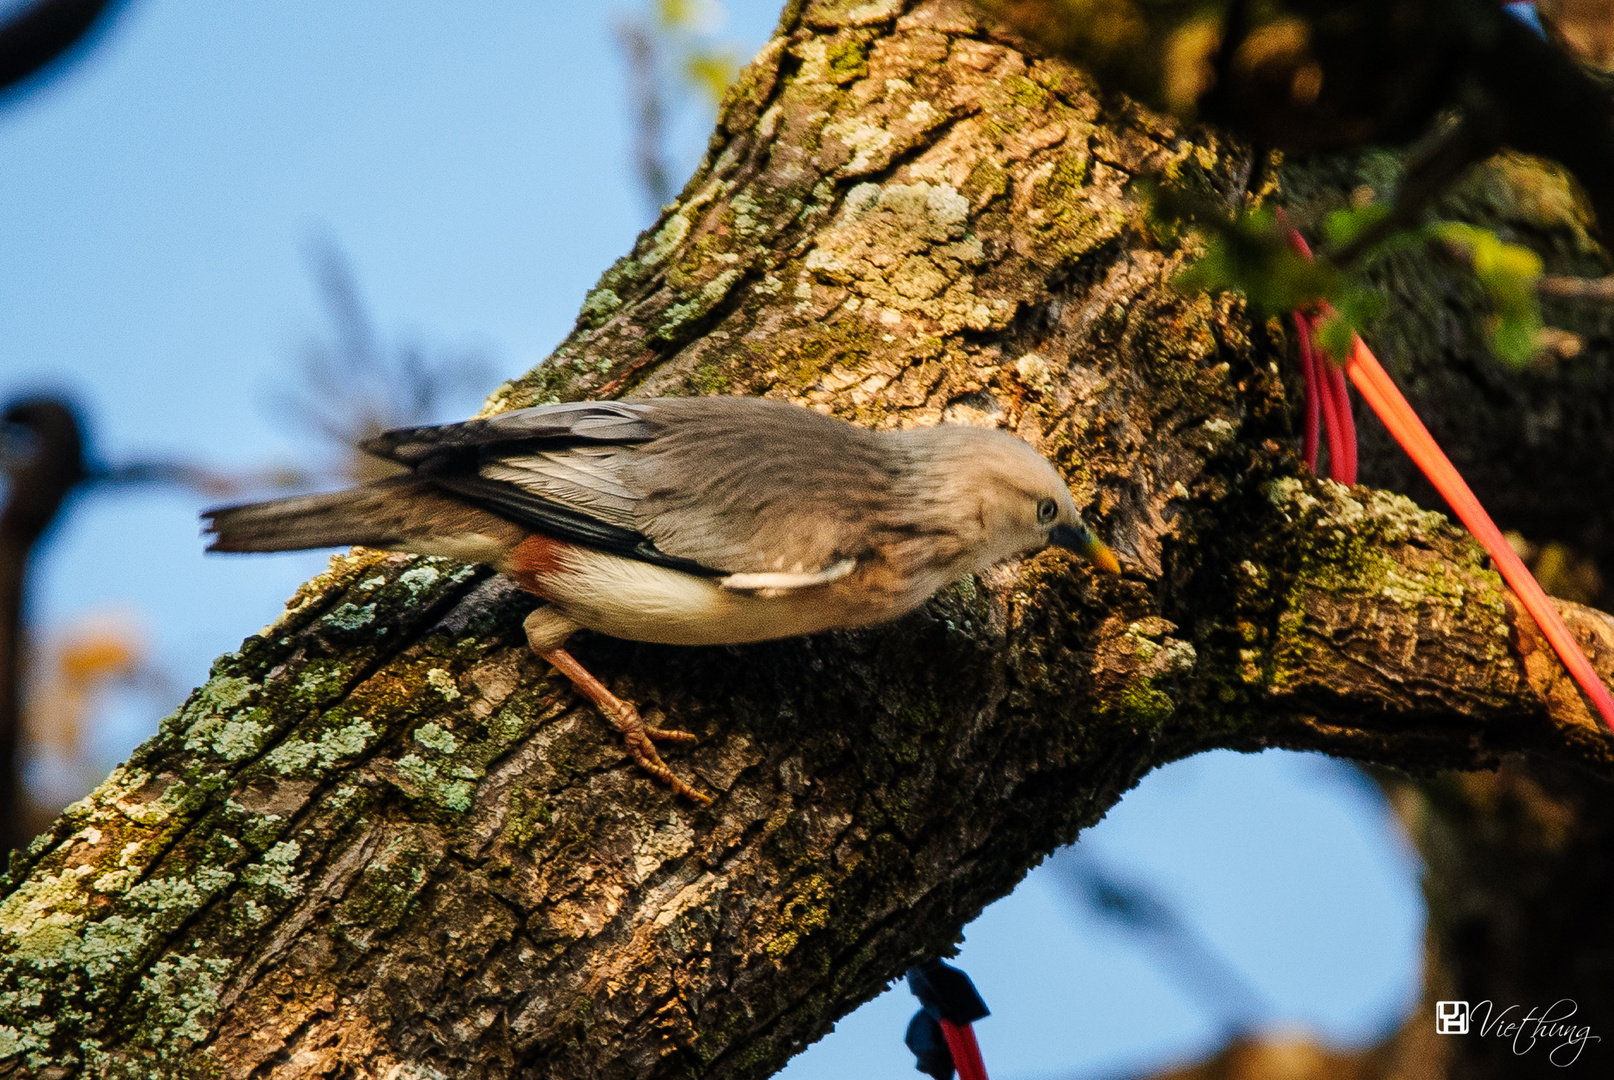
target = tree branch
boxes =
[2,2,1611,1076]
[0,400,85,857]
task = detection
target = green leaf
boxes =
[1428,222,1545,367]
[684,51,740,103]
[1488,312,1543,367]
[1311,287,1385,361]
[1321,204,1390,249]
[1172,207,1339,315]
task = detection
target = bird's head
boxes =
[905,426,1121,575]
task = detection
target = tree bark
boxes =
[1279,146,1614,575]
[3,2,1614,1077]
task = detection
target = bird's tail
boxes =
[203,477,428,553]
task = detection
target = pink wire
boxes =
[1325,357,1357,484]
[1281,222,1614,732]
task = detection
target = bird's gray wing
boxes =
[425,470,725,576]
[360,400,723,575]
[361,400,656,467]
[479,446,639,529]
[364,397,899,587]
[619,398,906,582]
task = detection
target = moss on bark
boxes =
[3,2,1613,1077]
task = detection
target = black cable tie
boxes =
[904,1009,954,1080]
[907,959,990,1025]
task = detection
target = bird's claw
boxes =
[608,703,712,805]
[641,707,699,744]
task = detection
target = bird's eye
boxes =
[1036,497,1058,524]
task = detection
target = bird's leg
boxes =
[523,608,711,805]
[536,648,711,805]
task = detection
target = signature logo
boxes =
[1436,999,1601,1066]
[1436,1001,1469,1035]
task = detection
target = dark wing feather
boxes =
[362,400,656,467]
[424,473,725,577]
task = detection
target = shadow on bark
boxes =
[2,2,1614,1077]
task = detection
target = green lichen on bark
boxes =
[1260,478,1513,697]
[3,2,1611,1077]
[1278,146,1614,581]
[0,550,502,1075]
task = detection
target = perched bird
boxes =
[204,396,1119,802]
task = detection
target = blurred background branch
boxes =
[1051,846,1277,1043]
[0,0,123,98]
[0,397,306,850]
[612,0,741,216]
[1,236,494,852]
[0,399,83,853]
[266,236,494,484]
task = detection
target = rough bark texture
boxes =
[1281,146,1614,574]
[3,2,1614,1078]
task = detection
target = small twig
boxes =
[268,236,492,482]
[1050,846,1275,1037]
[1537,275,1614,303]
[91,461,312,499]
[614,16,673,215]
[1325,114,1494,269]
[1431,233,1614,304]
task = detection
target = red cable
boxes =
[1281,225,1614,732]
[939,1020,990,1080]
[1325,356,1358,484]
[1280,221,1357,484]
[1297,314,1350,481]
[1299,310,1357,484]
[1344,339,1614,731]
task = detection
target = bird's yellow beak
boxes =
[1049,523,1121,574]
[1087,540,1122,574]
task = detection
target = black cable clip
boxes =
[904,959,989,1080]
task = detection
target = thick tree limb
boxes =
[2,2,1612,1077]
[1276,147,1614,579]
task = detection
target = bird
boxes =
[203,396,1120,803]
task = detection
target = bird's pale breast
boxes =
[510,534,931,647]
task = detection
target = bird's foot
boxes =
[536,645,712,805]
[604,702,712,806]
[638,706,699,745]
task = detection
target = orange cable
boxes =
[1281,222,1613,731]
[1343,338,1614,731]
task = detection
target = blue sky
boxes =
[0,2,1424,1076]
